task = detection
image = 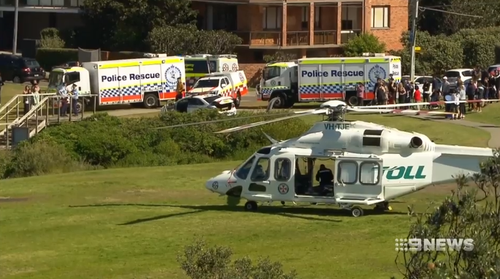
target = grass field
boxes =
[463,102,500,125]
[0,162,458,279]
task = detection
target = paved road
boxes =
[412,116,500,148]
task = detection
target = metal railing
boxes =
[341,29,362,44]
[286,31,309,46]
[249,31,282,46]
[314,30,338,45]
[0,0,84,7]
[0,94,99,149]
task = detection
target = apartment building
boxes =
[0,0,408,62]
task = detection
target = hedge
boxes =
[0,111,310,179]
[36,48,79,70]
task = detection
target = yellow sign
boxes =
[414,46,421,52]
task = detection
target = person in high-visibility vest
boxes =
[175,77,185,101]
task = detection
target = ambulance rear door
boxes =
[119,61,142,104]
[297,59,322,101]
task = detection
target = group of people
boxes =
[367,76,434,106]
[22,84,42,115]
[57,82,80,117]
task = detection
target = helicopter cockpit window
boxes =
[251,158,270,181]
[359,162,380,185]
[257,147,271,155]
[337,161,358,184]
[235,156,255,180]
[274,158,291,181]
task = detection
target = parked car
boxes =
[0,54,45,83]
[162,94,237,116]
[443,68,474,81]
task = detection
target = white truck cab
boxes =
[47,66,91,95]
[188,71,248,108]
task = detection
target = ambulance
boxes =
[187,71,249,108]
[258,55,401,108]
[48,56,186,108]
[185,54,239,90]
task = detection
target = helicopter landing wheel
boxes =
[244,201,258,211]
[351,206,364,217]
[374,201,390,211]
[281,201,285,206]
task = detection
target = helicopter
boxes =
[196,99,497,217]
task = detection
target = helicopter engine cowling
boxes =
[383,131,431,152]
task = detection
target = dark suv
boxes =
[0,54,45,83]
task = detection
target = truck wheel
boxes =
[143,93,159,108]
[348,96,358,106]
[268,95,286,111]
[234,92,241,108]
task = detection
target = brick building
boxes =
[192,0,408,63]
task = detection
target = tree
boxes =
[263,51,298,63]
[81,0,197,50]
[343,33,386,57]
[39,28,65,48]
[394,150,500,278]
[178,240,298,279]
[147,25,242,55]
[417,0,500,35]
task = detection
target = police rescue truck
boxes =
[48,56,186,108]
[187,71,249,108]
[185,54,239,90]
[258,55,401,108]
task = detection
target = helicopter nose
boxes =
[205,179,221,193]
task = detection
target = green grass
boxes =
[0,162,456,279]
[463,102,500,125]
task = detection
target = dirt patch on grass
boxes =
[0,197,30,203]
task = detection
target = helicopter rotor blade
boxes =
[154,112,293,129]
[347,107,456,115]
[215,108,328,134]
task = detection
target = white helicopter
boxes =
[196,100,494,217]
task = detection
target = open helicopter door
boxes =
[244,154,295,203]
[333,157,384,205]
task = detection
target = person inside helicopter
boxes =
[314,164,334,195]
[251,164,269,181]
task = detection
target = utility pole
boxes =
[410,0,419,81]
[12,0,19,55]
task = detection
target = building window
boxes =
[371,6,390,28]
[263,6,282,30]
[342,5,361,30]
[301,6,321,29]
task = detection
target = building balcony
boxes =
[340,29,362,44]
[0,0,83,8]
[234,30,340,49]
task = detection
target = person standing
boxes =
[356,82,364,106]
[175,77,185,101]
[23,85,32,115]
[397,82,406,104]
[58,83,69,117]
[69,84,79,116]
[457,80,466,119]
[422,80,431,105]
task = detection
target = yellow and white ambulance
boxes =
[48,56,186,108]
[258,55,401,108]
[184,54,239,91]
[187,71,249,108]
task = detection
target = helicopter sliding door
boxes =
[245,154,295,202]
[334,158,383,201]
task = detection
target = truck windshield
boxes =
[48,71,64,88]
[263,66,280,80]
[194,79,220,88]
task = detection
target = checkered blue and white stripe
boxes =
[299,82,376,94]
[100,83,174,98]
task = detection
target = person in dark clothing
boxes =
[422,80,431,105]
[23,85,32,115]
[466,82,475,111]
[315,164,334,195]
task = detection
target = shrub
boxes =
[496,44,500,64]
[40,28,65,48]
[31,110,309,168]
[178,240,298,279]
[36,48,79,70]
[4,140,90,178]
[263,51,298,63]
[343,33,386,57]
